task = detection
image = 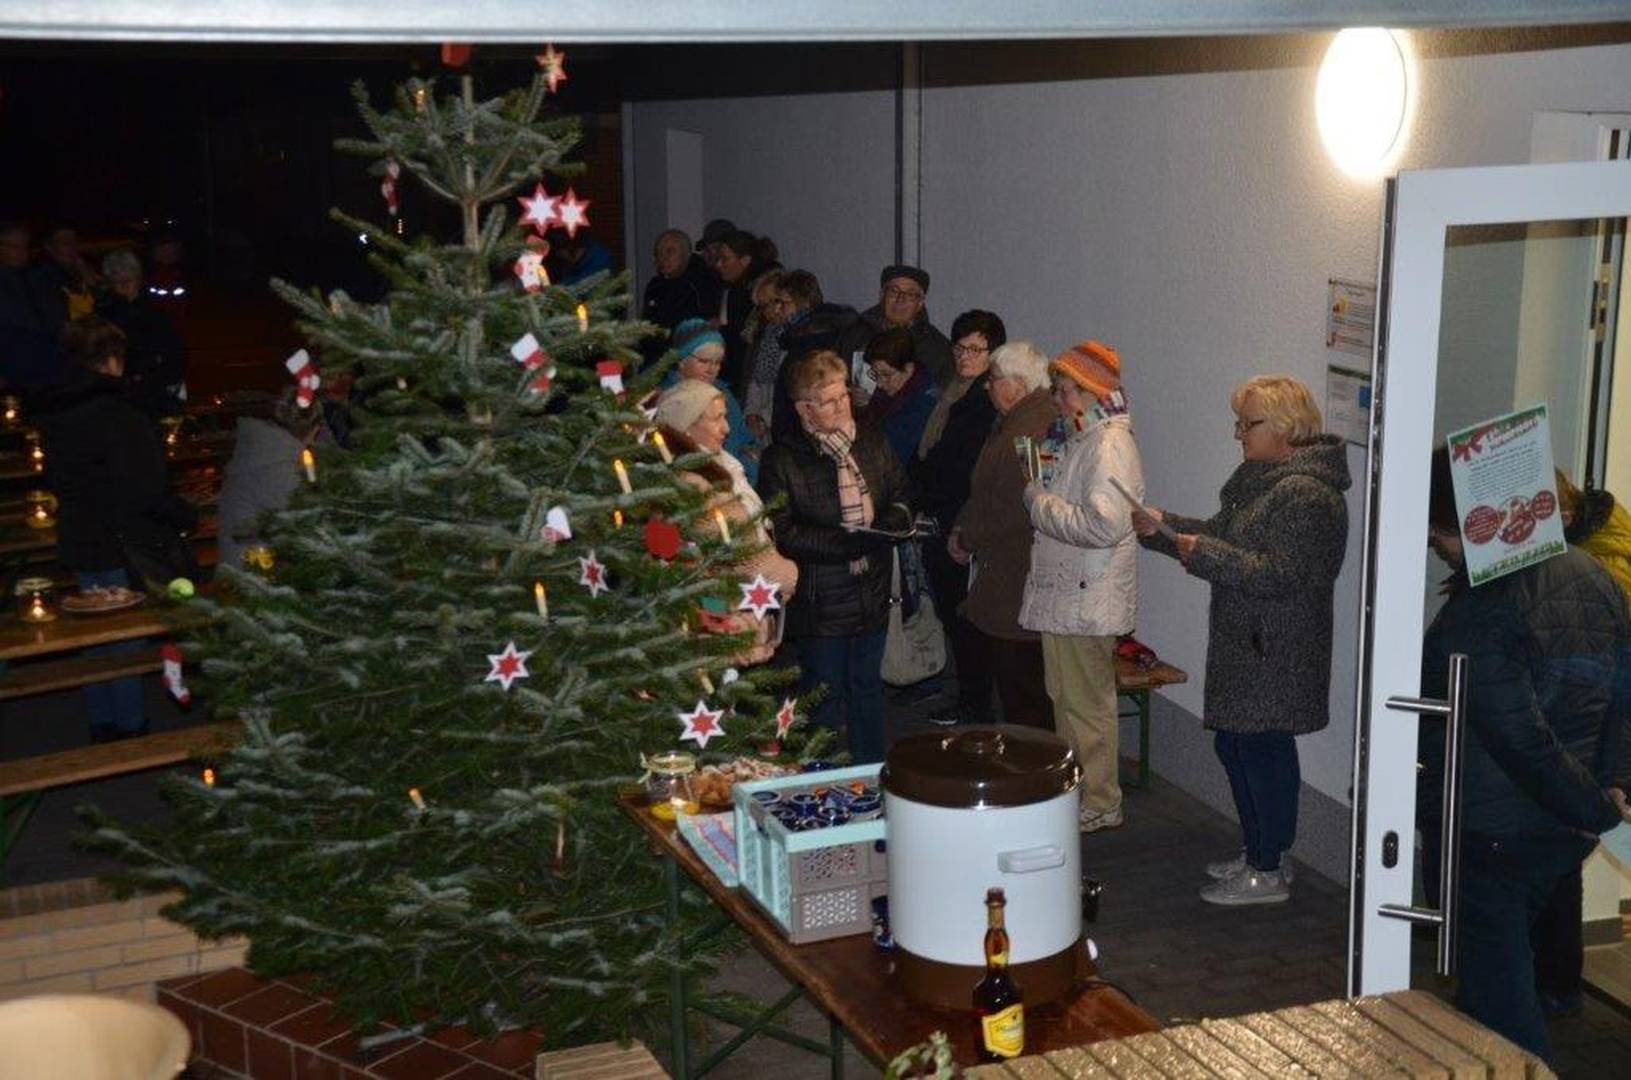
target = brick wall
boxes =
[0,877,245,1003]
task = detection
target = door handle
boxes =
[1378,652,1468,977]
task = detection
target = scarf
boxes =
[714,449,764,519]
[918,372,976,458]
[809,422,874,574]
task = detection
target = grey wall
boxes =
[625,29,1631,878]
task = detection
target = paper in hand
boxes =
[1109,476,1177,540]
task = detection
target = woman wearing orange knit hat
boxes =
[1019,340,1144,833]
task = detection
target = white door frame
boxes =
[1349,158,1631,996]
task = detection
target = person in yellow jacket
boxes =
[1557,470,1631,598]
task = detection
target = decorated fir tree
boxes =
[84,59,821,1046]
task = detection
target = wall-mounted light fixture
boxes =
[1316,28,1413,178]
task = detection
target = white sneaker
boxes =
[1206,851,1294,884]
[1200,866,1290,906]
[1079,804,1124,833]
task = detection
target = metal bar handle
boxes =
[1379,652,1469,977]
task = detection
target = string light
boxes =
[300,448,317,483]
[408,787,427,811]
[202,768,216,788]
[712,509,732,545]
[698,671,714,695]
[612,459,631,495]
[575,303,589,333]
[534,581,549,620]
[612,509,624,529]
[650,430,673,463]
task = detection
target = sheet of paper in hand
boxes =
[1109,476,1177,540]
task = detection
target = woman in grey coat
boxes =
[1134,374,1349,906]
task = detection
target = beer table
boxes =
[617,794,1158,1078]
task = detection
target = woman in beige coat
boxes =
[948,341,1056,727]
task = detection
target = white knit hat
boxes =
[654,379,723,434]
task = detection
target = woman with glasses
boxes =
[1133,374,1350,906]
[858,327,939,469]
[758,350,914,763]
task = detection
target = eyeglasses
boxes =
[883,286,924,303]
[952,343,989,357]
[1233,418,1267,436]
[803,390,849,412]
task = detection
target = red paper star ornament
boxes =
[518,183,561,233]
[738,574,782,620]
[535,43,569,94]
[578,549,608,597]
[775,696,798,738]
[484,641,532,691]
[678,700,726,749]
[556,188,592,239]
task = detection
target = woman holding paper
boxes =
[1133,374,1349,906]
[1018,340,1144,833]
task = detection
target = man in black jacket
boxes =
[638,229,720,370]
[1419,447,1631,1061]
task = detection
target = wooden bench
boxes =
[0,721,238,879]
[1115,656,1189,790]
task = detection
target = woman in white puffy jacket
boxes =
[1019,341,1143,833]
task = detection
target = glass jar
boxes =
[1,395,21,429]
[23,490,57,530]
[15,576,56,623]
[643,751,699,820]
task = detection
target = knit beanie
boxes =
[654,379,724,434]
[672,318,726,362]
[1051,340,1122,400]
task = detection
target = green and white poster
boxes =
[1446,404,1567,586]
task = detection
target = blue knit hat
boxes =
[672,318,726,360]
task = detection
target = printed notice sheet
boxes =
[1446,404,1566,587]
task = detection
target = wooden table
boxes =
[1114,657,1188,790]
[618,795,1158,1078]
[0,604,176,662]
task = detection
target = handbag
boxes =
[882,545,947,686]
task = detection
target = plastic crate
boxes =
[732,764,888,944]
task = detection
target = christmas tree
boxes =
[84,57,819,1047]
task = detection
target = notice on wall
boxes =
[1325,364,1372,446]
[1446,404,1567,587]
[1326,278,1376,358]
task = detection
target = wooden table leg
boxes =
[664,855,690,1079]
[1137,689,1151,789]
[829,1013,845,1080]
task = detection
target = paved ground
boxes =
[9,679,1631,1076]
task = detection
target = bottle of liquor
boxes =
[972,887,1024,1062]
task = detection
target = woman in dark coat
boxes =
[758,349,913,763]
[35,317,198,739]
[858,327,939,469]
[1134,374,1349,906]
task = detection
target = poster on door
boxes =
[1446,404,1567,587]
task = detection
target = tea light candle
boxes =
[300,448,316,483]
[24,491,54,530]
[2,397,18,425]
[408,787,427,812]
[576,303,589,333]
[24,591,51,623]
[713,509,731,544]
[28,444,44,471]
[650,430,673,463]
[612,458,631,494]
[534,581,549,620]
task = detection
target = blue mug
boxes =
[787,793,822,819]
[817,807,851,828]
[848,795,881,820]
[750,790,781,808]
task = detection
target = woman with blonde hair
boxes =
[1134,373,1350,905]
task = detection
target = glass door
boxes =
[1348,159,1631,995]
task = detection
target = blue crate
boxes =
[732,764,888,943]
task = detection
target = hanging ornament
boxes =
[380,159,401,217]
[484,641,532,691]
[513,248,550,293]
[161,643,191,706]
[678,700,726,749]
[440,42,473,68]
[517,183,561,234]
[738,574,782,620]
[285,349,320,408]
[556,188,592,239]
[542,505,572,543]
[535,43,568,94]
[509,332,549,371]
[722,668,740,686]
[578,550,608,598]
[644,517,682,561]
[596,359,626,399]
[775,696,799,738]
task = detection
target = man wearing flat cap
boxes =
[836,264,954,389]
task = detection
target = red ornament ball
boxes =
[644,517,682,561]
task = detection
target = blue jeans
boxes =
[1214,730,1299,871]
[76,568,147,735]
[1455,835,1586,1063]
[798,631,888,764]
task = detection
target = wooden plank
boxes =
[1005,1057,1071,1078]
[0,590,213,663]
[534,1038,667,1079]
[1233,1012,1360,1077]
[1113,658,1187,693]
[1080,1036,1161,1078]
[1351,998,1487,1080]
[1117,1032,1214,1078]
[1274,1004,1408,1076]
[1160,1024,1272,1080]
[1197,1018,1314,1078]
[0,721,238,796]
[0,645,164,700]
[1040,1046,1119,1079]
[1308,999,1449,1079]
[1383,991,1549,1080]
